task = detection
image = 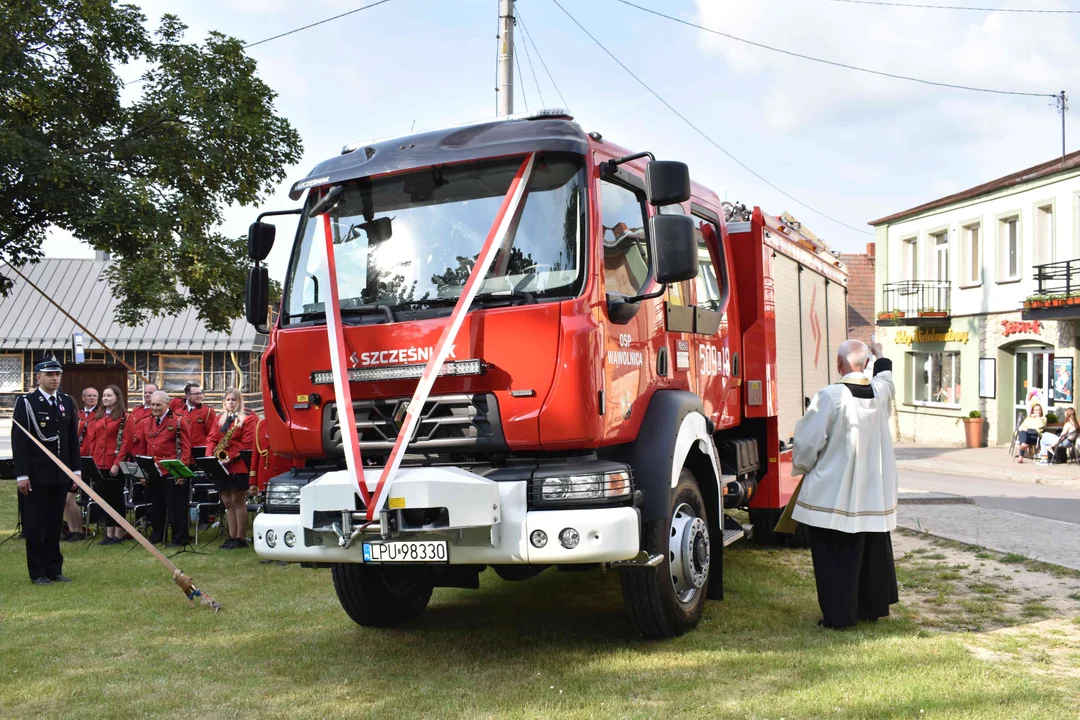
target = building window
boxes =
[600,179,650,297]
[0,354,23,393]
[912,351,961,407]
[931,230,949,283]
[902,237,918,281]
[1034,204,1054,267]
[961,223,981,285]
[158,354,204,394]
[998,215,1020,282]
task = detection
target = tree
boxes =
[0,1,303,331]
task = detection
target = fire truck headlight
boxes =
[559,528,580,549]
[267,482,303,510]
[265,529,278,548]
[530,530,548,548]
[284,531,297,548]
[538,472,632,502]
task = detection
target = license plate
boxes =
[363,540,448,564]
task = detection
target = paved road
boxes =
[900,468,1080,526]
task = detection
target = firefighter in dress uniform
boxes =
[12,359,82,584]
[205,388,256,549]
[84,384,134,545]
[130,390,193,546]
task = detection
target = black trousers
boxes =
[147,481,167,543]
[94,475,125,528]
[808,526,899,628]
[166,478,191,542]
[23,482,67,580]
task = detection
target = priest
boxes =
[791,337,899,629]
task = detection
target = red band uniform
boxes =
[176,401,217,454]
[130,410,193,544]
[206,410,257,493]
[84,410,134,531]
[77,407,96,457]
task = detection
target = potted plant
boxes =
[963,410,984,448]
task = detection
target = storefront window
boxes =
[912,351,961,406]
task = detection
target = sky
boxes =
[42,0,1080,279]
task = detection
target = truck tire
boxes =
[620,468,711,638]
[331,563,434,627]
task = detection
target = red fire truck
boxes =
[244,112,848,637]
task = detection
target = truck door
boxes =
[691,208,740,429]
[598,163,653,438]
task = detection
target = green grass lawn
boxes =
[1,480,1078,719]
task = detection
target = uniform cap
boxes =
[34,358,63,373]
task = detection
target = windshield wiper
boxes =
[284,304,395,324]
[471,290,536,306]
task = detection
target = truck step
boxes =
[722,527,744,547]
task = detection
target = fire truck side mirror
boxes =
[645,161,691,206]
[248,221,276,261]
[650,214,698,284]
[246,266,270,330]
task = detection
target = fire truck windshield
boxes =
[283,153,585,324]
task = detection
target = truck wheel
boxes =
[331,563,434,627]
[621,468,711,638]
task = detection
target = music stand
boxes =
[192,446,207,459]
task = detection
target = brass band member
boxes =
[130,390,193,546]
[85,385,133,545]
[206,388,256,549]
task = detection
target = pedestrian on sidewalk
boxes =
[1016,403,1046,463]
[791,338,899,629]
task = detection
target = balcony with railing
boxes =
[877,280,951,326]
[1023,258,1080,320]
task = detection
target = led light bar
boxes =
[311,359,486,385]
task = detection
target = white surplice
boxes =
[790,367,898,533]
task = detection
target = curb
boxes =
[898,493,974,506]
[896,460,1080,490]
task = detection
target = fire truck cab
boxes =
[245,112,838,637]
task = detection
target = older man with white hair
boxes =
[791,336,899,629]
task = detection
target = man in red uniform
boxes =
[175,384,216,453]
[129,383,158,427]
[61,386,98,541]
[130,390,193,546]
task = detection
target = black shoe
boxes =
[66,532,87,542]
[31,577,52,585]
[50,574,72,583]
[234,538,248,549]
[167,539,192,548]
[221,538,238,549]
[61,531,74,542]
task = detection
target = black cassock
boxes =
[12,389,81,581]
[809,378,899,629]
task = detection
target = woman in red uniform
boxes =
[85,385,133,545]
[206,388,256,549]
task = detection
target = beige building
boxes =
[870,151,1080,446]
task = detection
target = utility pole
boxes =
[1058,90,1069,163]
[497,0,515,116]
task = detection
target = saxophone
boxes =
[214,415,241,463]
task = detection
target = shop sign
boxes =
[1001,320,1041,337]
[894,329,970,346]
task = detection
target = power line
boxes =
[549,0,873,237]
[825,0,1080,12]
[516,16,546,107]
[124,0,398,86]
[611,0,1058,98]
[515,8,570,109]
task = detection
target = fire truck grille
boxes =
[322,393,506,457]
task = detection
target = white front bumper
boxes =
[253,467,640,565]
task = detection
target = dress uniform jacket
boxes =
[78,406,96,455]
[130,405,153,427]
[206,411,257,477]
[13,388,81,484]
[130,410,193,467]
[86,410,134,471]
[175,403,217,450]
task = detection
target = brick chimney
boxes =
[866,242,875,259]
